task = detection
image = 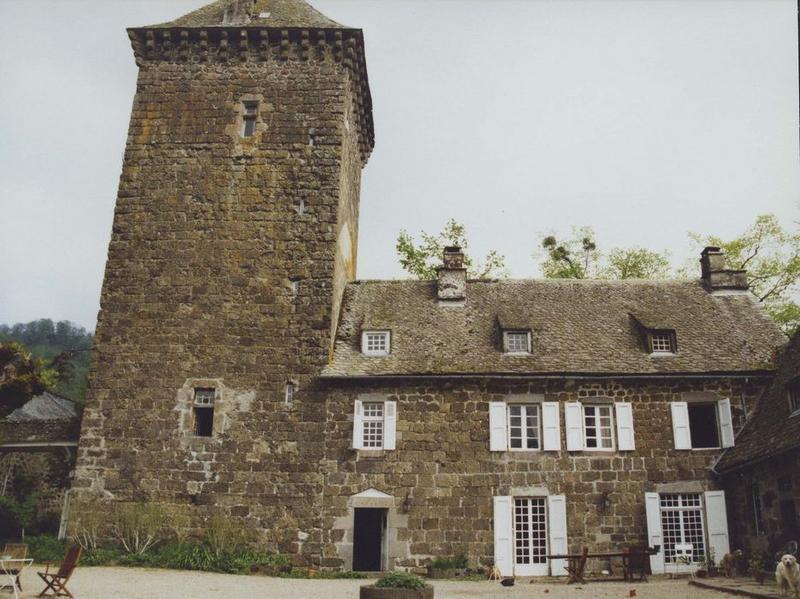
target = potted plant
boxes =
[360,571,434,599]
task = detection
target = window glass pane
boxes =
[506,332,529,353]
[651,332,674,352]
[194,407,214,436]
[688,402,720,448]
[365,332,388,353]
[194,388,215,405]
[243,118,256,137]
[507,404,539,450]
[362,402,384,448]
[660,493,706,564]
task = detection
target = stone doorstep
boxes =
[689,579,782,598]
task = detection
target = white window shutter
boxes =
[670,402,691,450]
[489,402,508,451]
[615,402,635,451]
[352,399,363,450]
[645,492,664,574]
[493,496,513,577]
[542,402,561,451]
[704,491,731,563]
[717,399,735,448]
[565,402,583,451]
[547,495,568,576]
[383,400,397,450]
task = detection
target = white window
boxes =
[352,398,397,450]
[670,399,734,450]
[285,382,295,405]
[649,330,676,354]
[660,493,707,565]
[490,400,561,451]
[504,330,531,354]
[788,379,800,415]
[508,404,540,450]
[583,404,614,450]
[362,330,390,356]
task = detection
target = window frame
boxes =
[503,330,531,354]
[362,330,391,356]
[687,402,721,450]
[361,401,385,449]
[648,329,677,355]
[192,387,216,438]
[788,378,800,416]
[285,381,295,406]
[506,403,542,452]
[581,403,615,452]
[242,100,259,137]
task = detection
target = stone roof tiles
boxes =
[151,0,346,29]
[6,392,78,422]
[323,279,785,378]
[716,331,800,472]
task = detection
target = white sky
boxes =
[0,0,798,331]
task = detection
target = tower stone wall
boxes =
[72,17,373,561]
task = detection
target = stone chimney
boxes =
[700,246,749,292]
[437,246,467,302]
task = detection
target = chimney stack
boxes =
[700,246,749,292]
[437,246,467,302]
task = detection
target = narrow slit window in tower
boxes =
[242,101,258,137]
[193,388,215,437]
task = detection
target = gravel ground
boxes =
[7,567,737,598]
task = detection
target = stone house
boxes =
[72,0,787,577]
[716,331,800,557]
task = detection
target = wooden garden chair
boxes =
[38,545,81,598]
[1,543,28,592]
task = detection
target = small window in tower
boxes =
[242,101,258,137]
[285,382,295,406]
[193,388,215,437]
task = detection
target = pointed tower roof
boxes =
[151,0,347,30]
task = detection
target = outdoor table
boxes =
[0,557,33,599]
[546,547,658,584]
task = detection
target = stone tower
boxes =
[72,0,373,562]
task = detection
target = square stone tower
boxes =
[72,0,373,561]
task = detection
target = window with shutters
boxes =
[503,330,531,354]
[362,402,384,448]
[688,403,720,449]
[193,387,215,437]
[583,404,614,450]
[788,379,800,415]
[507,404,540,450]
[660,493,706,565]
[362,331,390,356]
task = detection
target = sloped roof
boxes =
[6,392,78,422]
[716,331,800,472]
[323,279,785,378]
[151,0,346,29]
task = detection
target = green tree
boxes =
[601,247,673,280]
[540,227,599,278]
[0,342,63,418]
[396,218,509,280]
[690,214,800,335]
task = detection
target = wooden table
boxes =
[546,547,658,584]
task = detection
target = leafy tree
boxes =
[0,342,62,418]
[690,214,800,335]
[540,227,599,279]
[601,247,673,280]
[0,492,40,539]
[396,219,509,280]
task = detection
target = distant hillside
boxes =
[0,319,93,404]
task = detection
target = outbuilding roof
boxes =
[6,392,78,422]
[150,0,346,29]
[716,330,800,472]
[323,279,785,378]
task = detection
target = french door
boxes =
[513,497,549,576]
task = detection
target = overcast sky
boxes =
[0,0,798,331]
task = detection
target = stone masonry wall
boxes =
[321,377,766,570]
[72,46,363,562]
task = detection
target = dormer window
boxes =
[503,330,531,354]
[788,379,800,415]
[362,330,390,356]
[648,330,676,354]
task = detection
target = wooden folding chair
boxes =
[38,545,81,598]
[2,543,28,592]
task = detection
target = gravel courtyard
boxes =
[7,566,740,598]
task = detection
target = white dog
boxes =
[776,554,800,598]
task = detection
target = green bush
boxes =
[82,548,124,567]
[26,534,66,562]
[375,571,427,590]
[431,554,468,570]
